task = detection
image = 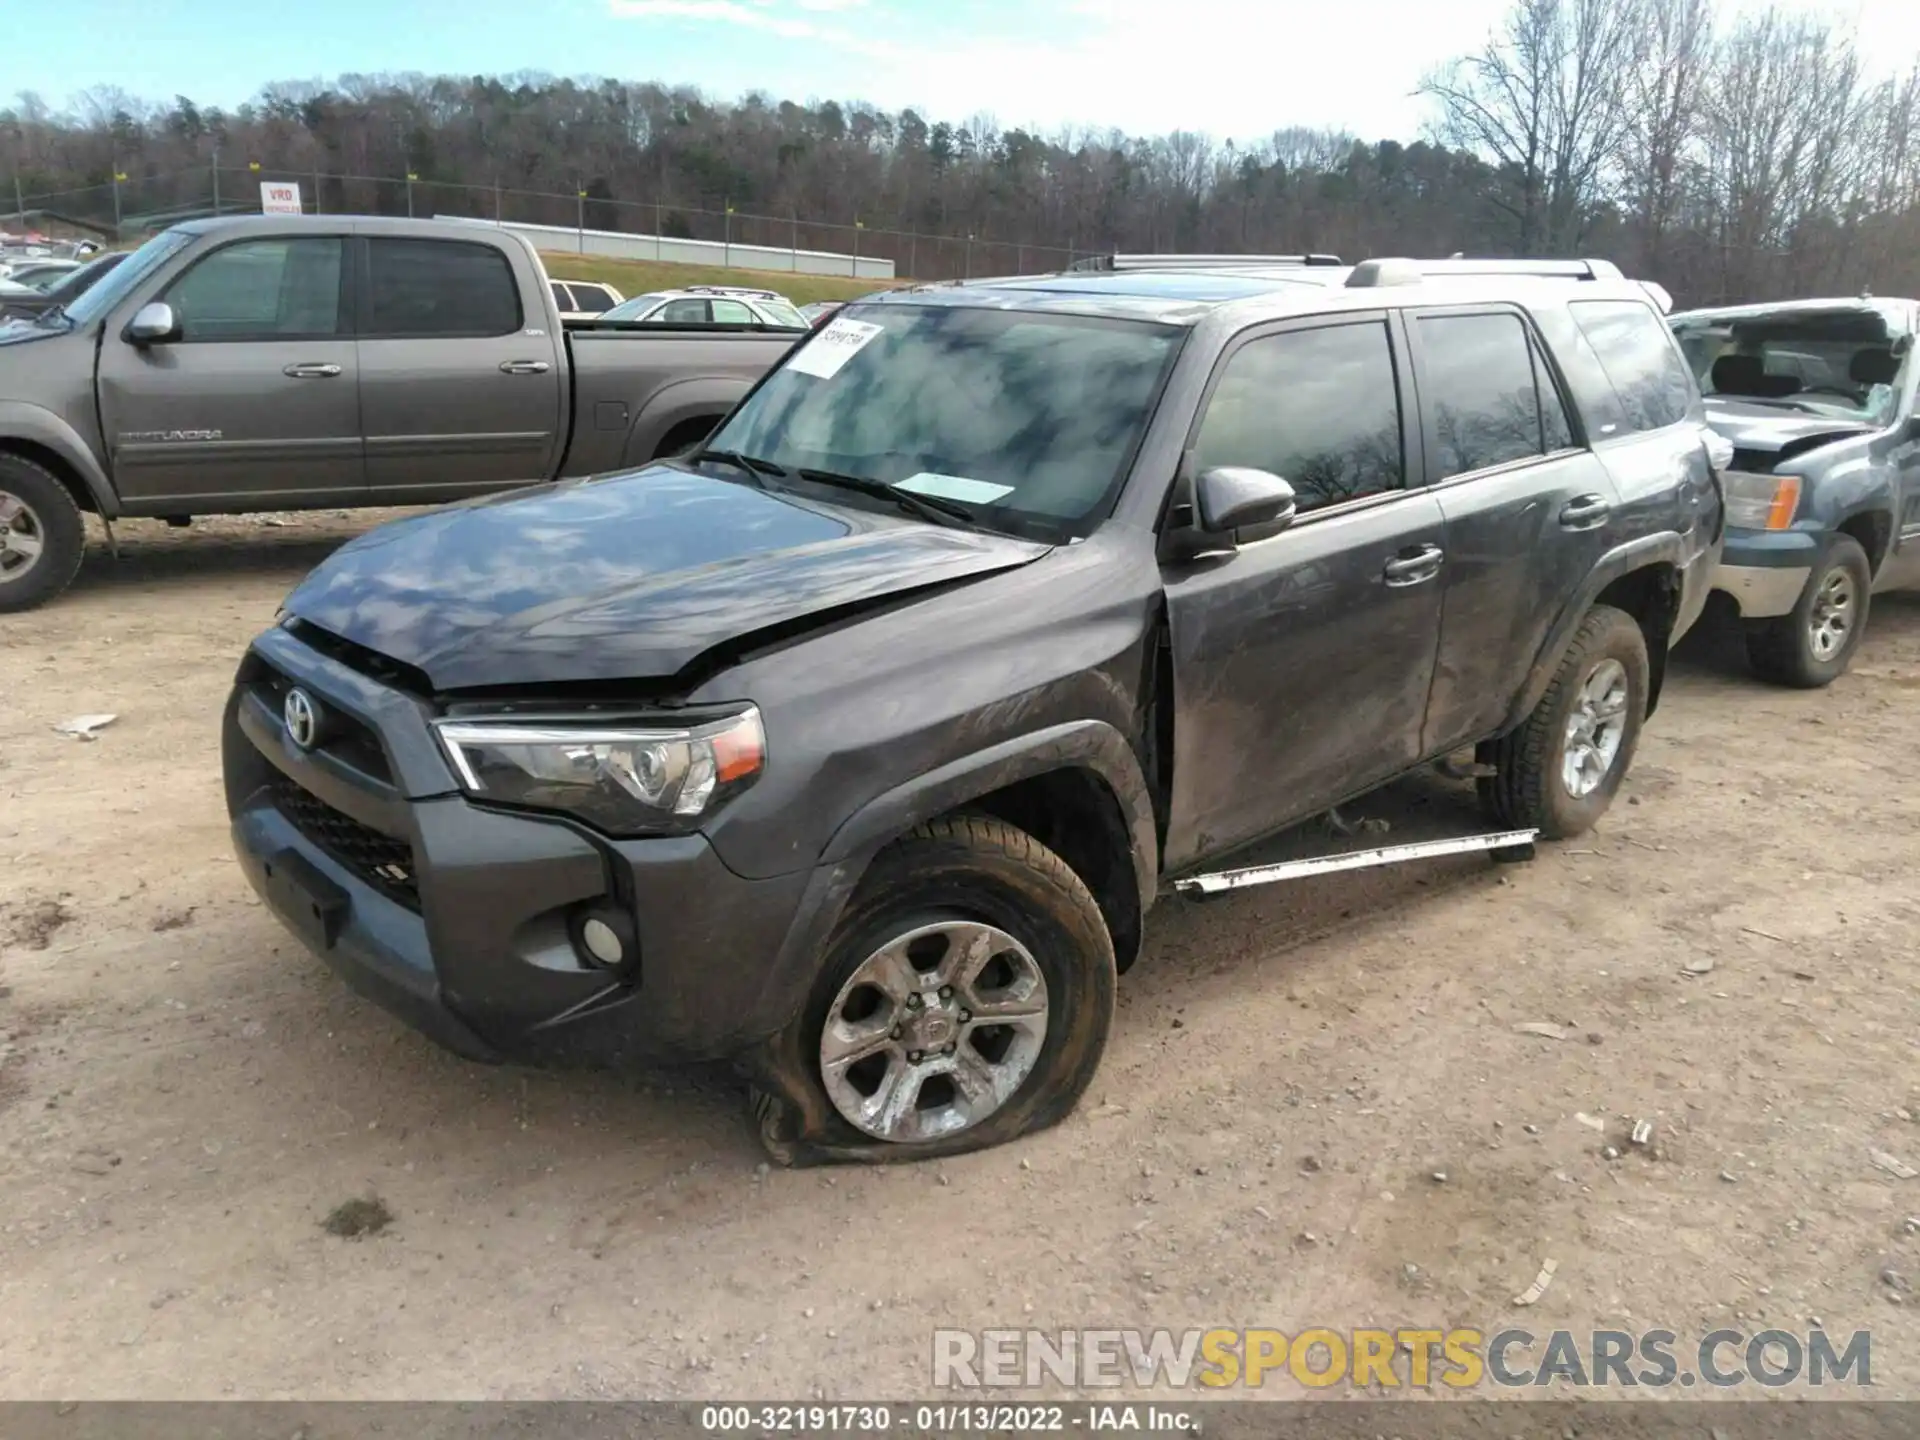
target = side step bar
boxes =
[1175,828,1540,900]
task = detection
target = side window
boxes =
[550,281,572,312]
[1193,321,1404,514]
[363,238,521,338]
[656,298,710,324]
[1415,311,1562,479]
[569,284,615,315]
[163,238,345,341]
[710,298,756,324]
[1569,300,1693,433]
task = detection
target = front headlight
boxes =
[1722,471,1800,531]
[433,707,765,836]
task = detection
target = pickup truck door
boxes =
[1404,304,1630,755]
[354,234,564,502]
[95,234,364,507]
[1161,314,1446,871]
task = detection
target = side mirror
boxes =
[1195,466,1297,535]
[124,301,179,346]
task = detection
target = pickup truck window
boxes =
[163,237,347,342]
[1415,312,1570,480]
[363,237,520,338]
[58,230,192,327]
[708,303,1181,531]
[1569,300,1693,435]
[1194,321,1404,513]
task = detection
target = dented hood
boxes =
[283,464,1049,690]
[1701,397,1875,457]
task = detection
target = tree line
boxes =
[5,0,1919,304]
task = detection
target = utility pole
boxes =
[211,146,220,215]
[724,202,734,268]
[11,172,23,227]
[908,230,917,280]
[312,159,321,214]
[965,233,974,281]
[654,200,663,261]
[576,182,585,252]
[493,177,501,222]
[406,171,417,219]
[111,165,124,241]
[852,218,863,278]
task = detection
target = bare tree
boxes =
[1420,0,1648,253]
[1619,0,1713,275]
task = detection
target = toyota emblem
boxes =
[284,687,320,750]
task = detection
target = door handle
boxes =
[1559,494,1612,529]
[500,359,552,375]
[1383,544,1444,586]
[282,362,341,378]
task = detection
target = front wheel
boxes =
[1744,535,1872,688]
[1479,604,1650,840]
[0,455,87,614]
[747,814,1116,1165]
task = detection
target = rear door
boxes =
[1407,304,1624,755]
[96,233,363,507]
[355,233,564,502]
[1161,313,1448,870]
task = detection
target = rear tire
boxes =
[1744,535,1871,689]
[746,814,1115,1166]
[1479,604,1649,840]
[0,454,86,614]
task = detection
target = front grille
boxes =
[253,666,392,784]
[269,776,421,911]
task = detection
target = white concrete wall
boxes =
[439,215,895,280]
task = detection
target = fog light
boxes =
[579,917,626,967]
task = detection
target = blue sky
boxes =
[5,0,1918,146]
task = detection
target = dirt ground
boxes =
[2,512,1918,1403]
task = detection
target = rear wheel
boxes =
[1745,535,1871,688]
[747,814,1115,1165]
[0,455,87,614]
[1479,604,1649,840]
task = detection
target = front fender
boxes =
[742,720,1158,1047]
[1501,531,1686,733]
[0,401,117,516]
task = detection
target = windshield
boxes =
[1673,306,1912,425]
[602,292,670,321]
[62,231,192,327]
[705,303,1183,537]
[759,299,808,328]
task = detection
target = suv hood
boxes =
[283,464,1051,691]
[1701,397,1875,456]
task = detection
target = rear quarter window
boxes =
[1569,299,1695,434]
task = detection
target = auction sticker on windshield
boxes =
[899,473,1015,504]
[787,317,883,379]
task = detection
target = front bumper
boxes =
[1709,527,1817,619]
[222,626,827,1067]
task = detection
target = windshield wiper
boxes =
[791,467,979,529]
[692,447,786,485]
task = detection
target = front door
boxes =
[1161,314,1446,872]
[354,234,564,503]
[96,234,363,508]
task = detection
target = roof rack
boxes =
[683,283,785,300]
[1067,252,1345,273]
[1346,257,1626,288]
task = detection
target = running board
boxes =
[1174,828,1540,899]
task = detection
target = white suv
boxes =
[602,285,809,328]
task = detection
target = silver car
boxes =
[602,284,809,328]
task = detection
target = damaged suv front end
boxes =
[1670,297,1920,684]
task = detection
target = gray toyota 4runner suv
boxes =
[223,255,1724,1163]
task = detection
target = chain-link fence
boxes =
[5,165,1088,281]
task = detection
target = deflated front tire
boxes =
[745,814,1116,1165]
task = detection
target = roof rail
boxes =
[684,283,784,299]
[1346,256,1626,288]
[1067,252,1344,273]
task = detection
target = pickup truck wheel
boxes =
[1744,535,1871,688]
[1479,604,1648,840]
[746,814,1115,1166]
[0,456,86,614]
